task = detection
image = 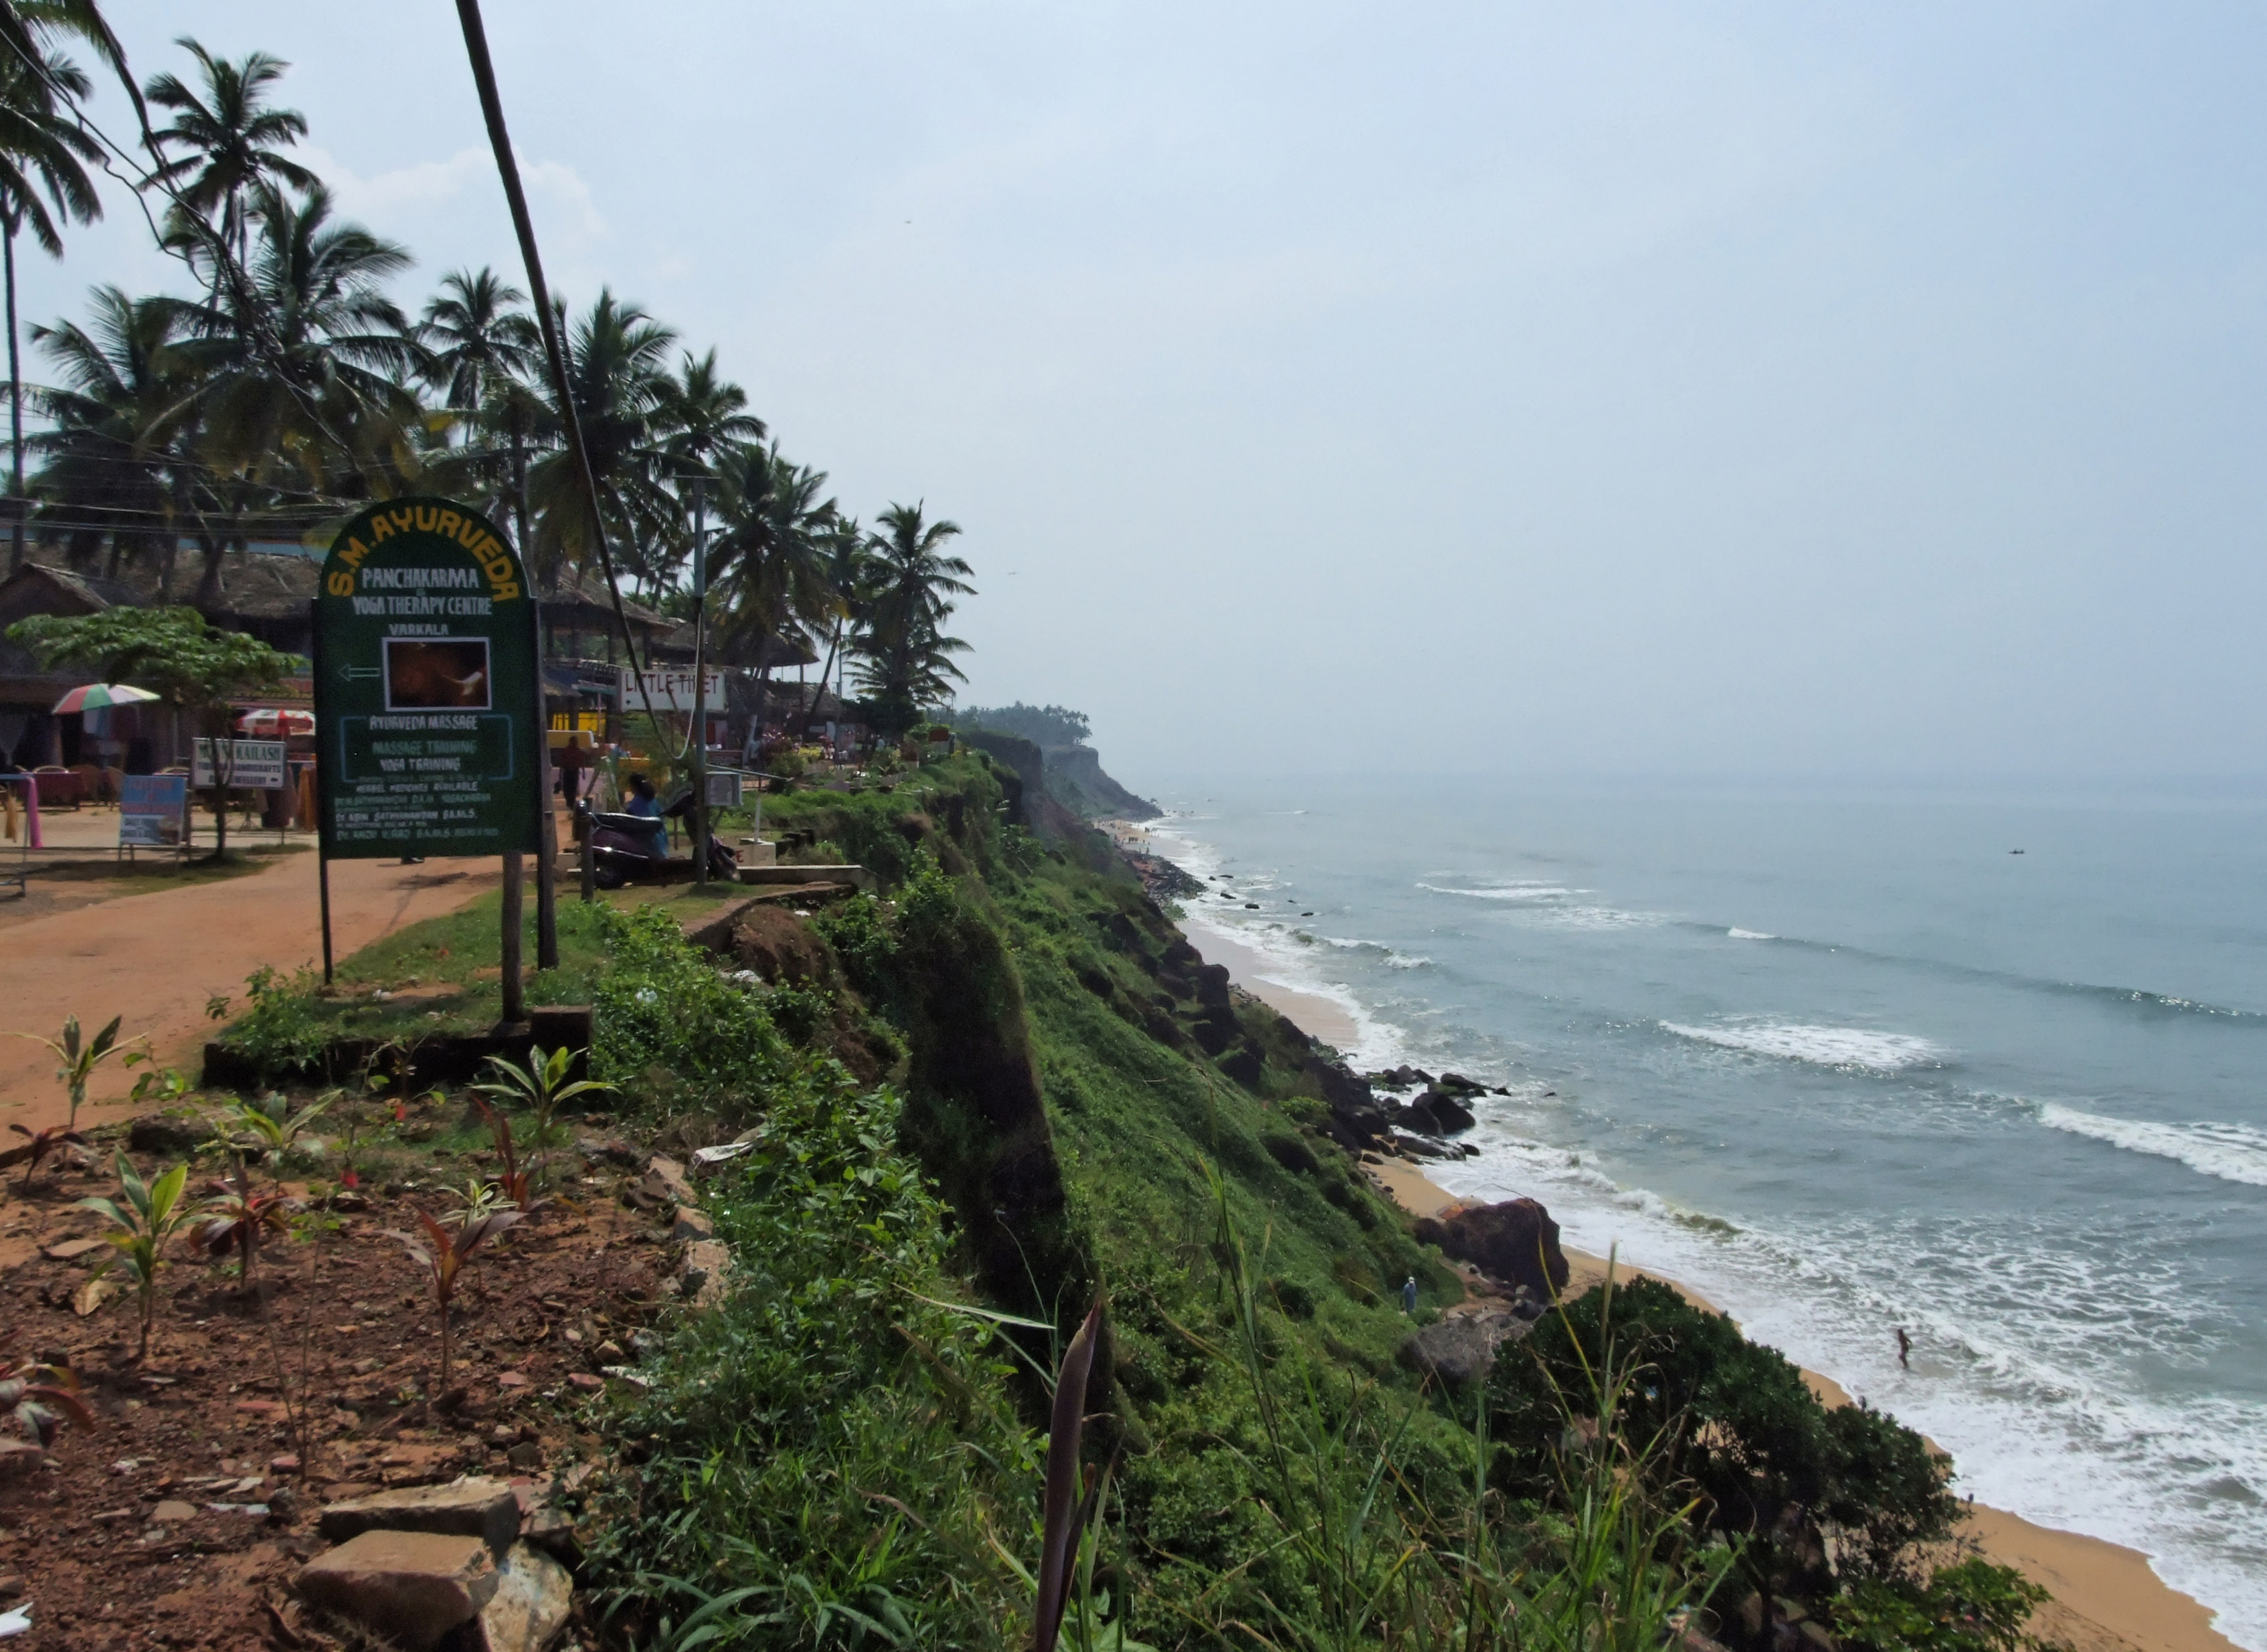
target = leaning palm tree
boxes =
[0,40,100,567]
[143,40,315,276]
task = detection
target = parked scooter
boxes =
[584,790,737,888]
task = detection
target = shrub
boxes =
[1832,1556,2054,1651]
[1489,1277,1955,1588]
[584,1072,1038,1649]
[812,893,898,1006]
[592,905,790,1112]
[209,966,329,1077]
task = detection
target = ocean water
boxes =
[1140,780,2267,1647]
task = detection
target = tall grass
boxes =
[1157,1160,1734,1651]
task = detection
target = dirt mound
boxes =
[731,905,842,990]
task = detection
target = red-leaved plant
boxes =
[195,1163,297,1293]
[387,1205,523,1391]
[1,1359,94,1447]
[1033,1303,1105,1652]
[470,1097,543,1212]
[3,1123,88,1191]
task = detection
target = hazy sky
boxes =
[23,3,2267,782]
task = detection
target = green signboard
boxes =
[314,497,541,859]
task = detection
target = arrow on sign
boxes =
[338,665,381,681]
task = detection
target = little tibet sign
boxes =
[618,664,721,713]
[314,498,541,858]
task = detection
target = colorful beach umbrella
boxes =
[235,708,315,737]
[51,682,159,715]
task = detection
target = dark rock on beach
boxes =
[1406,1088,1476,1135]
[1414,1198,1570,1301]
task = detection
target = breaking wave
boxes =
[1660,1019,1946,1071]
[2039,1105,2267,1189]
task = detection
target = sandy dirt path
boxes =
[1,852,501,1133]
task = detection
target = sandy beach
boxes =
[1222,963,2241,1652]
[1185,925,1364,1050]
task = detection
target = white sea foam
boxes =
[1728,927,1777,940]
[1428,1137,2267,1648]
[1660,1019,1944,1071]
[2039,1105,2267,1188]
[1386,953,1432,970]
[1417,880,1575,901]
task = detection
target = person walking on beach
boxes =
[1896,1325,1912,1369]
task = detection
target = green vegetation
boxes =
[76,1153,193,1360]
[0,21,984,756]
[197,763,2053,1651]
[585,1072,1040,1649]
[5,606,298,859]
[949,702,1093,750]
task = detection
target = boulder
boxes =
[1406,1089,1476,1135]
[127,1112,208,1156]
[1413,1198,1570,1301]
[1308,1059,1396,1151]
[677,1239,732,1308]
[642,1155,695,1206]
[514,1482,579,1561]
[319,1477,521,1559]
[1218,1046,1265,1089]
[295,1530,498,1651]
[1397,1319,1499,1388]
[474,1540,573,1652]
[1389,1130,1450,1160]
[670,1206,715,1243]
[1436,1072,1487,1095]
[573,1134,640,1170]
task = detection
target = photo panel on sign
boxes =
[383,636,492,711]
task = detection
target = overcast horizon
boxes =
[21,2,2267,786]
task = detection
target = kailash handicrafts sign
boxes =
[313,498,541,860]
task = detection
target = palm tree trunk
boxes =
[813,620,843,733]
[5,215,22,573]
[509,406,536,588]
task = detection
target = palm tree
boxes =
[189,181,418,606]
[709,440,834,692]
[418,266,540,544]
[0,41,100,567]
[27,285,208,583]
[854,502,974,734]
[143,41,314,277]
[808,514,871,733]
[658,349,761,503]
[525,289,676,592]
[656,347,763,585]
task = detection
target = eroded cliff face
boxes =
[1042,743,1160,820]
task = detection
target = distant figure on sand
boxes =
[1401,1276,1417,1314]
[1896,1325,1912,1369]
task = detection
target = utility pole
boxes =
[688,474,711,887]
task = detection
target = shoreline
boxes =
[1212,966,2240,1652]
